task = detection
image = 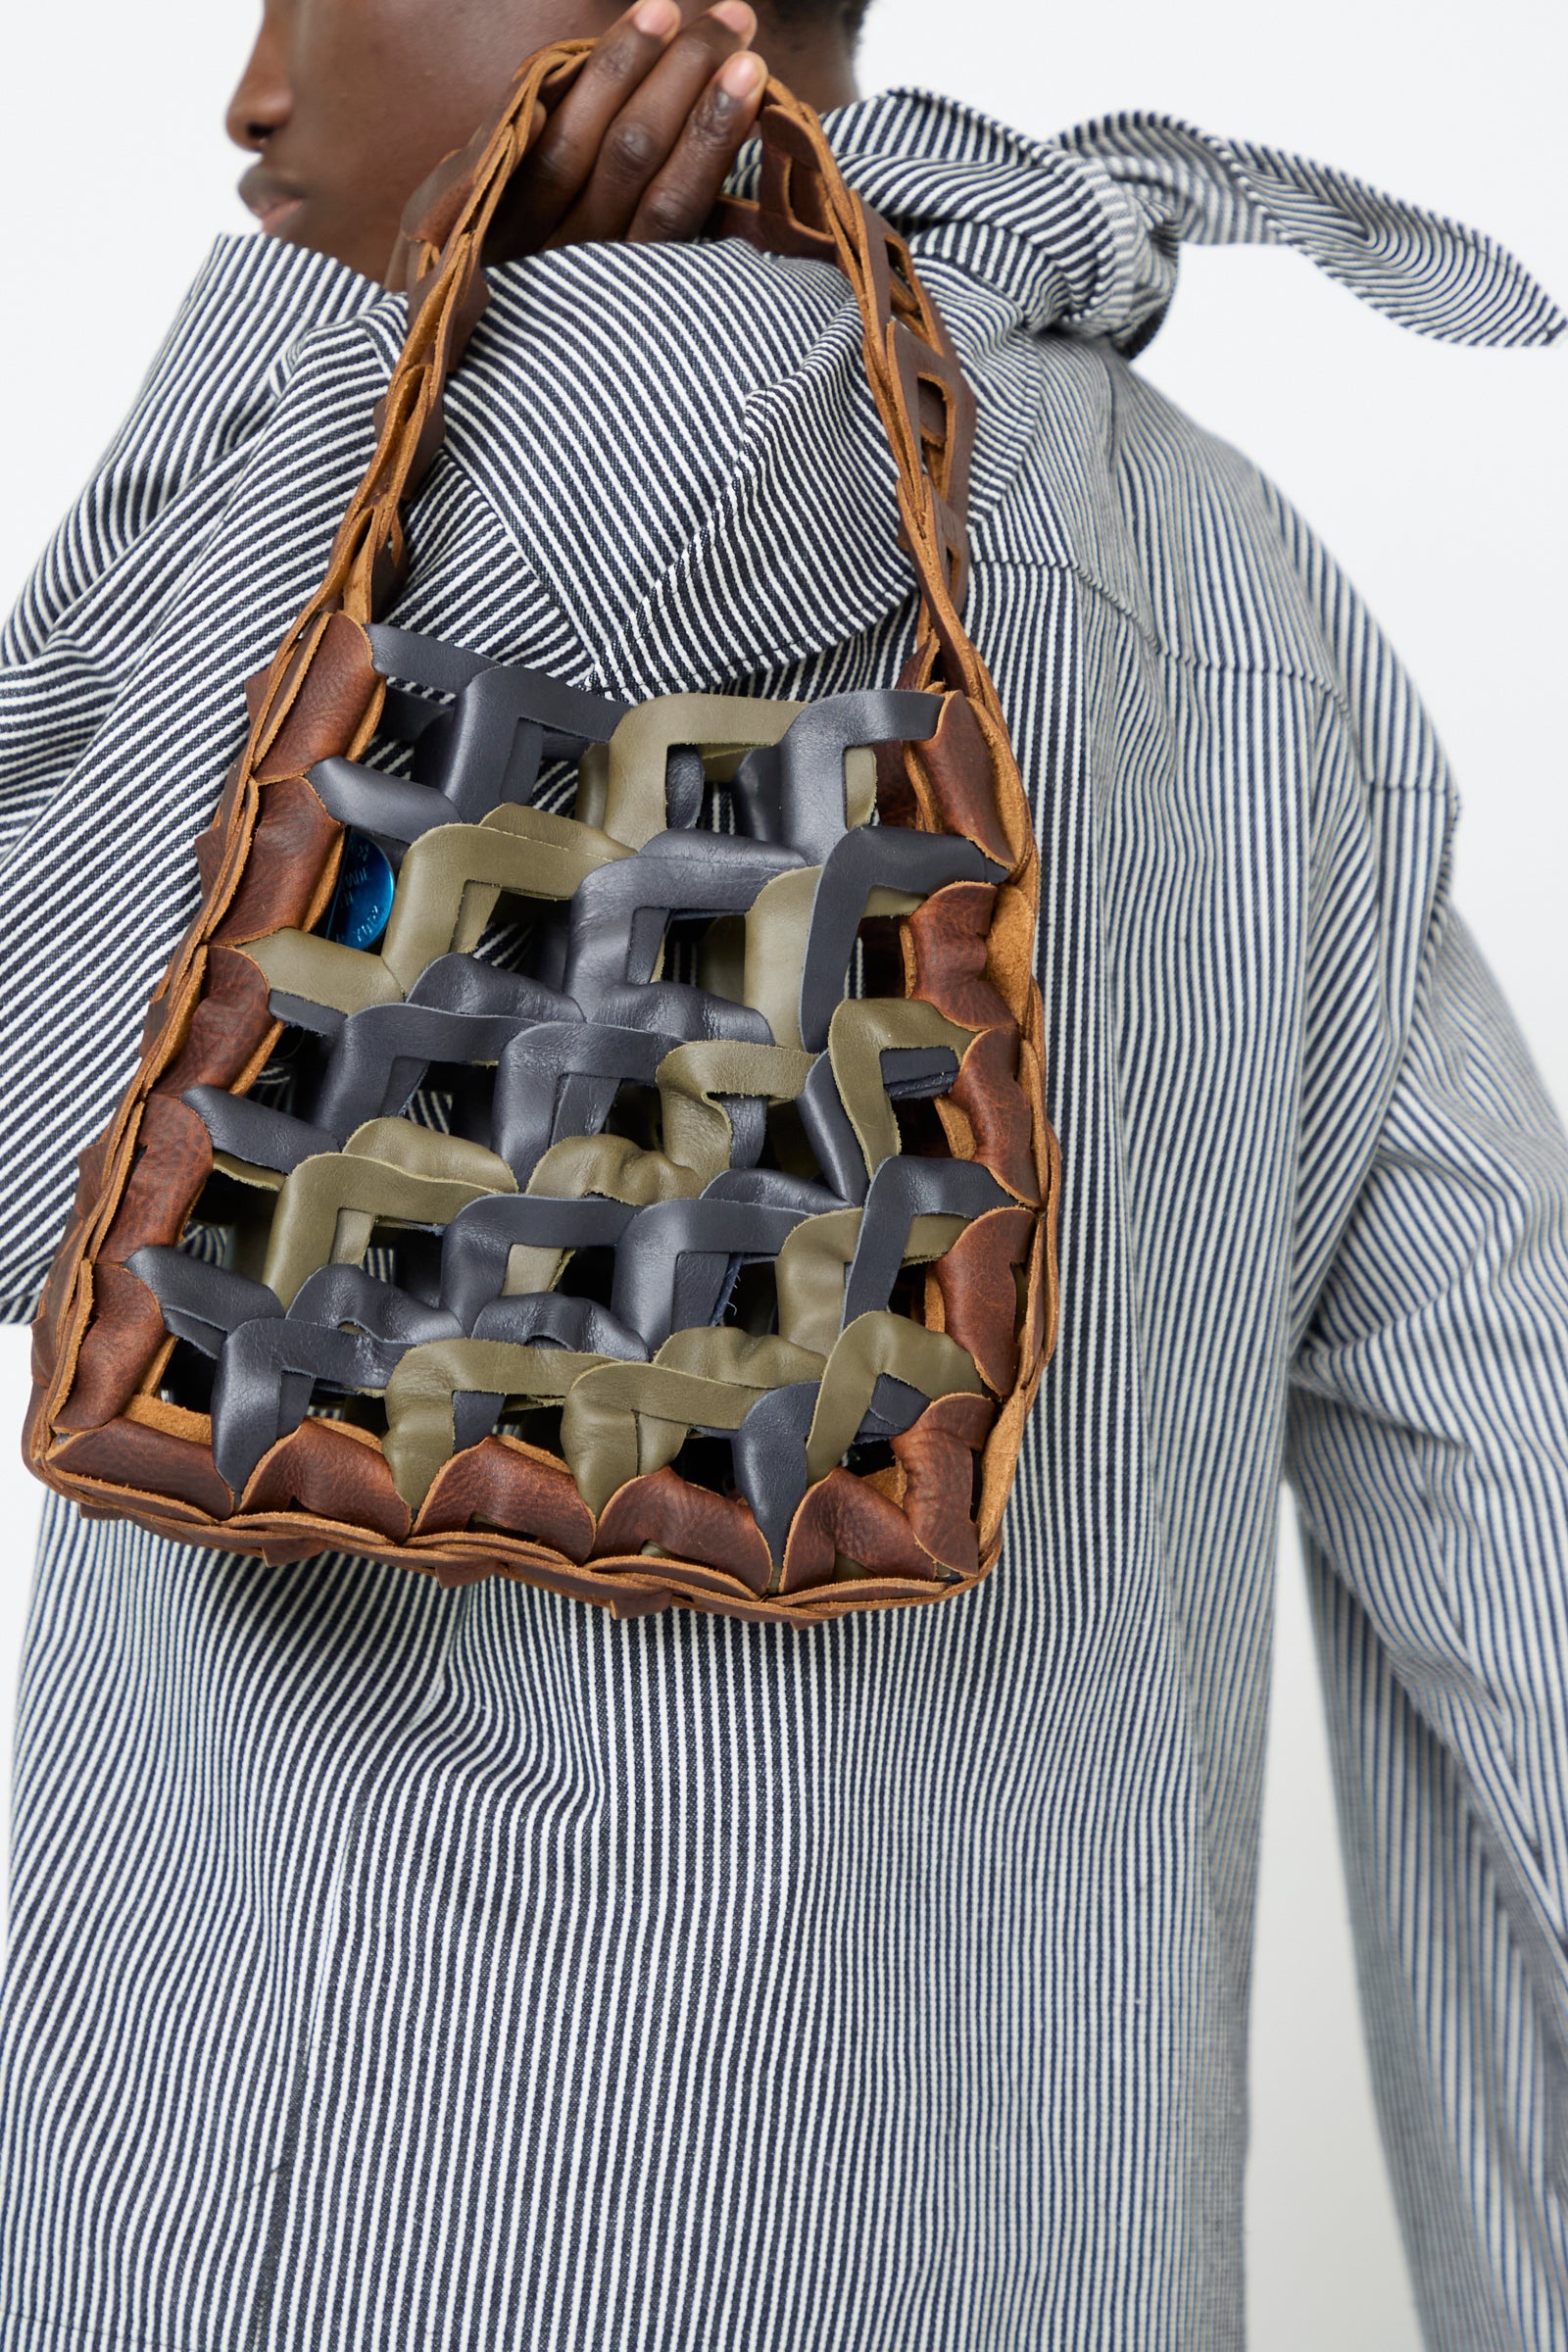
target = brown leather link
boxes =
[25,43,1060,1625]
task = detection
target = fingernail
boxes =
[718,49,763,97]
[633,0,678,33]
[710,1,756,34]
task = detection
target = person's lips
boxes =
[239,162,307,236]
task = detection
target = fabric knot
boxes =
[1058,111,1566,353]
[806,88,1564,358]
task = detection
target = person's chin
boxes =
[259,201,381,281]
[256,193,308,240]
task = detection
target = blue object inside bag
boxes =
[325,831,396,951]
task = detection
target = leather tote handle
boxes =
[323,42,986,704]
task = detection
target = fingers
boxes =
[624,47,766,244]
[487,2,680,252]
[541,3,763,250]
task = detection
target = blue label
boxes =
[325,833,396,952]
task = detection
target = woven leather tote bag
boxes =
[25,44,1059,1625]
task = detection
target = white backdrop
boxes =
[1,1,1563,2343]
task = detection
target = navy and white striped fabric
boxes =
[1,90,1565,2350]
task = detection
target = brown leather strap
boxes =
[291,43,983,703]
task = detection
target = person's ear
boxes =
[225,6,292,152]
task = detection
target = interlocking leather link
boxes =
[25,45,1060,1625]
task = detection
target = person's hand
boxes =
[488,1,767,262]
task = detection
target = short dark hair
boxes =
[766,0,873,40]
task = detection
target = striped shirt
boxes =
[1,88,1565,2351]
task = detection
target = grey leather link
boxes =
[732,690,943,858]
[840,1156,1010,1324]
[796,826,1004,1049]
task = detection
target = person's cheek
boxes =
[271,0,437,276]
[275,0,617,278]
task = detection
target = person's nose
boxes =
[225,14,291,152]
